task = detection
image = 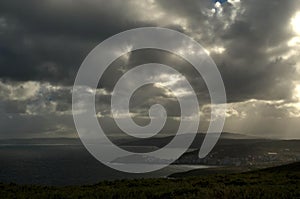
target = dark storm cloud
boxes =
[1,0,299,102]
[152,0,300,102]
[215,0,300,102]
[0,0,154,84]
[1,0,300,138]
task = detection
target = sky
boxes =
[0,0,300,139]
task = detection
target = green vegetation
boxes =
[0,162,299,199]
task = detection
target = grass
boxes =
[0,162,299,199]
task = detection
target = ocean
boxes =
[0,144,210,186]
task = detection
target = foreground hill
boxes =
[0,162,299,199]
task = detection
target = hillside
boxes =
[0,162,299,199]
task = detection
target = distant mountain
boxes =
[120,132,266,149]
[0,132,267,150]
[0,132,262,147]
[220,132,262,139]
[0,138,82,145]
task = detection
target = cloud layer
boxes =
[0,0,300,139]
